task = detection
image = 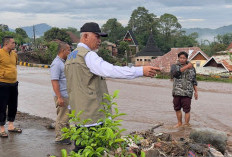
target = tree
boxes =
[0,31,24,46]
[15,28,28,38]
[158,13,181,39]
[200,41,226,57]
[35,36,46,45]
[101,18,126,43]
[117,41,129,58]
[0,24,9,32]
[128,7,158,46]
[44,27,72,44]
[62,27,80,38]
[98,43,117,64]
[211,42,227,53]
[128,7,156,34]
[216,33,232,45]
[156,13,183,53]
[174,32,199,48]
[44,41,59,64]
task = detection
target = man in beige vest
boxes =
[65,22,160,151]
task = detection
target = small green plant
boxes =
[60,90,145,157]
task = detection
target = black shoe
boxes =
[73,144,85,153]
[55,139,71,145]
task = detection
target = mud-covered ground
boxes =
[0,112,231,157]
[0,112,72,157]
[0,66,231,157]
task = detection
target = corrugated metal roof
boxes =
[203,55,232,72]
[150,47,209,72]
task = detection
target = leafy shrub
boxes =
[60,90,144,157]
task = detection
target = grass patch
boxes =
[155,73,232,83]
[155,73,170,79]
[196,75,232,83]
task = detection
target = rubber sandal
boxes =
[8,128,22,133]
[0,131,8,138]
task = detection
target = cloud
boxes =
[0,0,232,29]
[179,19,205,22]
[225,5,232,8]
[0,0,143,14]
[148,0,230,7]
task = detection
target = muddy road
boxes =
[0,66,231,157]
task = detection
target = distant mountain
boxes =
[20,23,52,38]
[182,25,232,42]
[9,28,15,32]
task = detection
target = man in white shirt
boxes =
[65,22,160,152]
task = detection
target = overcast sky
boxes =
[0,0,232,29]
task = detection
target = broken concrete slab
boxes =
[189,128,228,154]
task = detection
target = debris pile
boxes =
[128,126,231,157]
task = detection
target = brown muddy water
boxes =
[0,112,72,157]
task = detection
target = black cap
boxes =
[80,22,108,37]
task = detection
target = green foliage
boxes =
[196,75,232,83]
[157,13,197,53]
[128,7,158,47]
[211,42,227,53]
[127,7,198,53]
[118,41,130,58]
[217,33,232,45]
[102,18,126,43]
[0,31,25,46]
[60,90,144,157]
[200,33,232,57]
[155,73,170,79]
[200,41,227,57]
[35,36,46,45]
[0,24,9,32]
[155,73,232,83]
[44,27,72,44]
[62,27,80,38]
[158,13,182,40]
[175,32,199,48]
[128,7,157,35]
[43,41,59,64]
[15,28,28,38]
[98,43,117,64]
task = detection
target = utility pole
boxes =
[33,25,36,48]
[125,50,127,66]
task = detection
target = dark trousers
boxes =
[0,83,18,126]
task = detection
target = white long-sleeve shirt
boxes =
[75,43,143,127]
[77,43,143,79]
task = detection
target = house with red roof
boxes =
[151,47,209,73]
[227,42,232,52]
[202,55,232,73]
[66,31,80,49]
